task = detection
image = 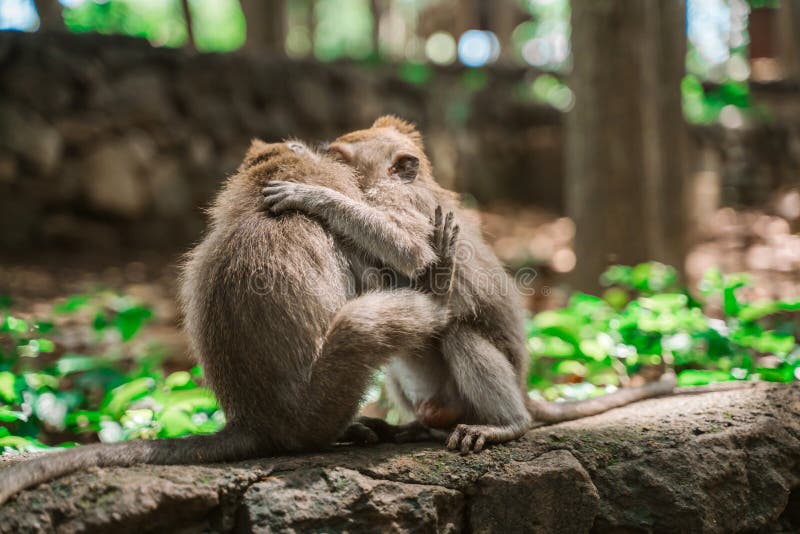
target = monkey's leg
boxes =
[440,324,532,453]
[304,289,449,445]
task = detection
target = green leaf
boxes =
[165,371,195,391]
[114,306,153,341]
[0,435,54,452]
[737,300,800,322]
[2,316,29,334]
[92,312,109,331]
[24,373,59,391]
[102,377,156,418]
[156,408,196,438]
[0,406,27,422]
[35,321,55,334]
[0,371,19,403]
[677,369,735,386]
[55,354,109,376]
[755,365,795,383]
[732,329,795,357]
[529,310,582,347]
[54,295,90,314]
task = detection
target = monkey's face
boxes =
[327,116,432,189]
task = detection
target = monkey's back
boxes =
[180,163,356,451]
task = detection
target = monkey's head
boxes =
[238,139,360,197]
[327,116,435,189]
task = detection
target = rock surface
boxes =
[0,383,798,533]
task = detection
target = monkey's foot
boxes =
[394,421,448,444]
[337,421,380,446]
[344,417,446,444]
[446,424,526,454]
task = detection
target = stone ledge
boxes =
[0,383,798,533]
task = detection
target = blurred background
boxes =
[0,0,799,449]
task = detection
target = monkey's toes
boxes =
[339,422,380,446]
[446,424,489,454]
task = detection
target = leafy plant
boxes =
[527,262,800,401]
[0,292,222,453]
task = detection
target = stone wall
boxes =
[0,32,562,254]
[2,32,799,258]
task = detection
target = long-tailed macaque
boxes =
[262,117,676,453]
[0,140,457,504]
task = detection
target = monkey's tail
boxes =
[528,373,677,424]
[0,426,262,505]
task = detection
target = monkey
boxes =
[261,116,677,453]
[0,139,459,504]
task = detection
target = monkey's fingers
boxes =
[431,206,444,249]
[261,191,293,211]
[262,180,295,191]
[443,224,460,262]
[440,212,455,253]
[434,205,443,227]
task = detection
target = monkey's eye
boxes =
[287,142,306,154]
[390,154,419,182]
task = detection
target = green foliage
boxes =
[61,0,245,52]
[527,263,800,400]
[0,293,222,454]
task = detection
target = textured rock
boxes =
[0,103,62,175]
[82,137,152,217]
[239,467,463,533]
[0,383,798,534]
[469,449,599,534]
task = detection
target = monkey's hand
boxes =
[415,206,459,298]
[261,181,334,215]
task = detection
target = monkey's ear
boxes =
[390,153,419,182]
[327,142,354,163]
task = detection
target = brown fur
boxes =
[264,117,676,452]
[0,140,451,503]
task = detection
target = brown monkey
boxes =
[262,117,676,453]
[0,140,457,504]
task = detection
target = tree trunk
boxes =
[566,0,688,292]
[240,0,286,54]
[776,0,800,80]
[33,0,64,32]
[181,0,196,52]
[370,0,381,56]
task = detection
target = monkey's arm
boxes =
[262,181,436,277]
